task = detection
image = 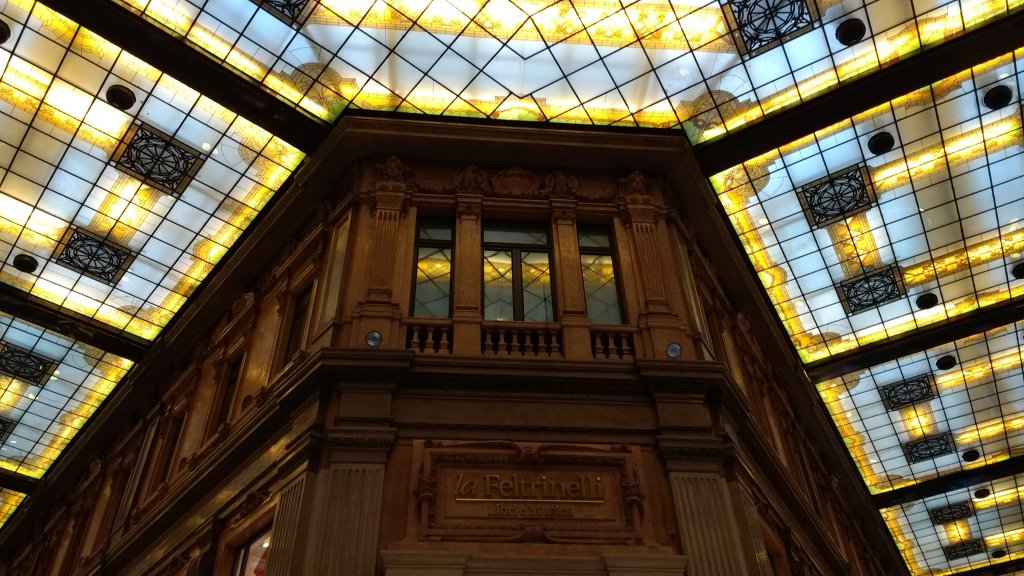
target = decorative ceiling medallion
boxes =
[797,165,875,228]
[879,375,936,410]
[249,0,316,27]
[724,0,818,56]
[112,123,203,197]
[838,265,905,314]
[54,227,134,285]
[903,432,955,463]
[943,539,986,561]
[0,343,56,385]
[928,501,974,525]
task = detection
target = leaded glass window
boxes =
[250,0,315,27]
[797,166,875,228]
[0,343,56,385]
[0,417,13,445]
[413,223,453,318]
[112,123,204,197]
[838,266,905,314]
[483,226,553,322]
[903,432,955,463]
[928,501,974,524]
[725,0,817,56]
[943,539,985,561]
[879,375,935,410]
[579,229,622,324]
[53,228,134,285]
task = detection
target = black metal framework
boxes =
[724,0,817,56]
[943,539,986,561]
[112,123,203,197]
[879,375,936,410]
[838,265,905,314]
[903,432,955,463]
[0,343,56,385]
[412,221,454,318]
[249,0,316,27]
[797,165,875,228]
[54,227,134,285]
[928,501,974,524]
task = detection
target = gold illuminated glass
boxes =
[579,229,622,324]
[714,48,1024,363]
[483,226,553,322]
[413,222,453,318]
[115,0,1022,142]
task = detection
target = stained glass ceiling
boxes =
[115,0,1020,142]
[821,320,1024,573]
[0,0,303,341]
[713,48,1024,364]
[882,471,1024,575]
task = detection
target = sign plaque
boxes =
[416,441,644,544]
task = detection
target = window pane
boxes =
[521,251,554,322]
[581,254,622,324]
[419,225,452,242]
[483,227,548,246]
[414,247,452,317]
[284,285,311,360]
[483,250,515,320]
[578,230,612,249]
[233,527,272,576]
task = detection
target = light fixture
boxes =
[866,131,895,155]
[0,20,10,45]
[835,18,866,46]
[915,293,939,310]
[992,549,1008,559]
[365,330,382,347]
[962,448,981,462]
[935,355,958,370]
[1011,262,1024,280]
[12,254,38,273]
[666,342,682,358]
[975,487,992,499]
[983,85,1013,110]
[105,84,137,111]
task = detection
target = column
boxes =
[669,471,752,576]
[451,194,482,355]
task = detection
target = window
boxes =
[283,284,312,361]
[233,526,272,576]
[483,226,554,322]
[413,222,453,317]
[578,229,622,324]
[213,355,243,429]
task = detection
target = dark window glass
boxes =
[284,285,312,361]
[233,526,272,576]
[483,225,553,322]
[413,222,453,317]
[216,356,243,425]
[578,229,622,324]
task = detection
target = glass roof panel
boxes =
[112,0,1020,141]
[882,472,1024,575]
[0,312,132,479]
[713,48,1024,363]
[0,0,304,340]
[819,320,1024,495]
[0,489,25,528]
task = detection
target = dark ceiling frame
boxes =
[873,455,1024,508]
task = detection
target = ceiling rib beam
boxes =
[940,558,1024,576]
[41,0,329,153]
[873,454,1024,508]
[0,469,38,495]
[693,11,1024,175]
[806,297,1024,382]
[0,283,148,361]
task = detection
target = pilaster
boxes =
[451,194,483,355]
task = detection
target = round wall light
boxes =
[666,342,682,359]
[365,330,382,347]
